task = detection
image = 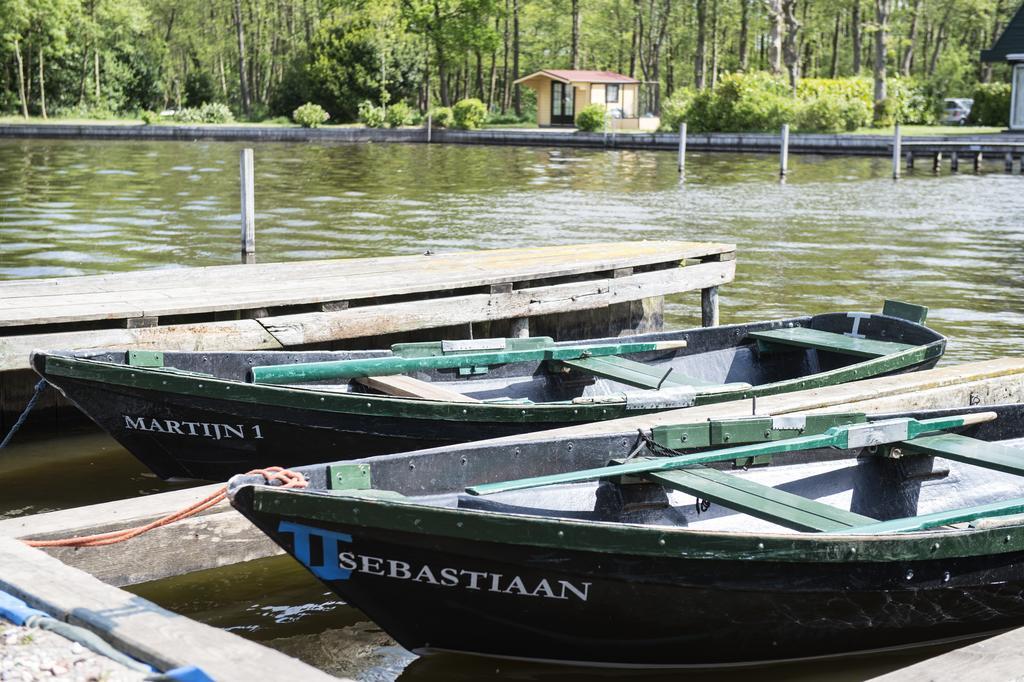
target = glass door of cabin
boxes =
[551,81,575,126]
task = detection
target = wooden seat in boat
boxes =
[355,375,480,403]
[748,327,915,359]
[642,465,875,533]
[559,355,718,390]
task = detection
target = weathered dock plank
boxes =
[3,358,1021,587]
[0,241,733,375]
[0,538,341,681]
[868,628,1024,681]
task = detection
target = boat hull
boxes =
[234,489,1024,667]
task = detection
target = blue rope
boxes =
[0,379,47,449]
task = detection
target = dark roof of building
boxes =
[982,2,1024,61]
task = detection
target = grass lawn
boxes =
[849,124,1006,136]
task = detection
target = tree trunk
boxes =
[851,0,862,74]
[501,0,510,112]
[873,0,892,106]
[14,38,28,118]
[94,48,100,101]
[38,47,46,119]
[695,0,707,88]
[738,0,750,70]
[487,19,499,110]
[571,0,581,68]
[710,0,719,86]
[513,0,521,115]
[782,0,800,89]
[233,0,252,118]
[763,0,784,75]
[830,11,841,76]
[629,0,640,77]
[900,0,921,75]
[982,0,1004,81]
[475,50,484,99]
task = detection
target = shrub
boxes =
[385,101,414,128]
[887,78,937,125]
[452,98,487,129]
[685,72,796,133]
[486,111,527,125]
[357,100,386,128]
[873,97,898,126]
[970,82,1011,126]
[173,102,234,124]
[140,110,159,125]
[574,104,607,132]
[795,93,871,132]
[293,102,330,128]
[658,88,696,132]
[427,106,453,128]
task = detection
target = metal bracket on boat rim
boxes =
[329,463,372,490]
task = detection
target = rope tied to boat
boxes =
[22,467,307,548]
[0,379,48,450]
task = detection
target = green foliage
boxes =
[658,88,695,131]
[886,78,937,125]
[184,70,216,108]
[873,97,898,127]
[140,110,159,125]
[794,78,872,132]
[293,102,330,127]
[683,72,796,132]
[970,83,1011,126]
[385,100,414,127]
[358,100,387,127]
[486,111,529,124]
[574,104,607,132]
[428,106,454,127]
[174,102,235,124]
[452,97,486,129]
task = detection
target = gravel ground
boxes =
[0,619,147,682]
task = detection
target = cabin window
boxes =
[606,85,620,103]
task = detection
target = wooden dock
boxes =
[0,538,341,681]
[0,240,735,430]
[3,357,1021,587]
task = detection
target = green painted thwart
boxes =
[749,327,916,358]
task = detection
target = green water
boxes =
[2,138,1023,679]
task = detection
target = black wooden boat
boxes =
[34,302,943,480]
[228,403,1024,667]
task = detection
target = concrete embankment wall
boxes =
[4,122,1018,156]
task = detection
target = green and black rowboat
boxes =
[228,402,1024,667]
[34,301,943,480]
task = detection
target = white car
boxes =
[942,98,973,125]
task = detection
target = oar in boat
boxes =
[250,340,689,385]
[466,411,997,496]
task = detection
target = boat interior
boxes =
[59,310,942,406]
[243,403,1024,537]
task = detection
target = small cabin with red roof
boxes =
[513,69,659,130]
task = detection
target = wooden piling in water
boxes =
[906,151,914,170]
[701,286,719,327]
[974,152,982,173]
[933,152,943,172]
[677,122,687,173]
[892,124,901,179]
[239,148,255,263]
[779,124,789,176]
[426,113,432,144]
[950,151,959,173]
[1006,152,1014,173]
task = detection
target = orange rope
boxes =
[23,467,307,549]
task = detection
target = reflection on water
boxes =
[4,138,1023,679]
[2,139,1023,363]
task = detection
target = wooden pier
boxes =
[2,357,1021,587]
[0,240,735,430]
[0,538,340,681]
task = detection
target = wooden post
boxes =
[779,124,789,177]
[891,124,901,179]
[974,152,982,173]
[1005,152,1014,173]
[950,151,959,173]
[701,286,719,327]
[933,152,942,173]
[426,113,432,144]
[239,148,255,263]
[509,317,530,338]
[905,151,914,170]
[677,122,687,173]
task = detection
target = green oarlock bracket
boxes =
[882,300,928,325]
[329,463,372,490]
[127,351,164,367]
[651,423,711,450]
[458,366,489,376]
